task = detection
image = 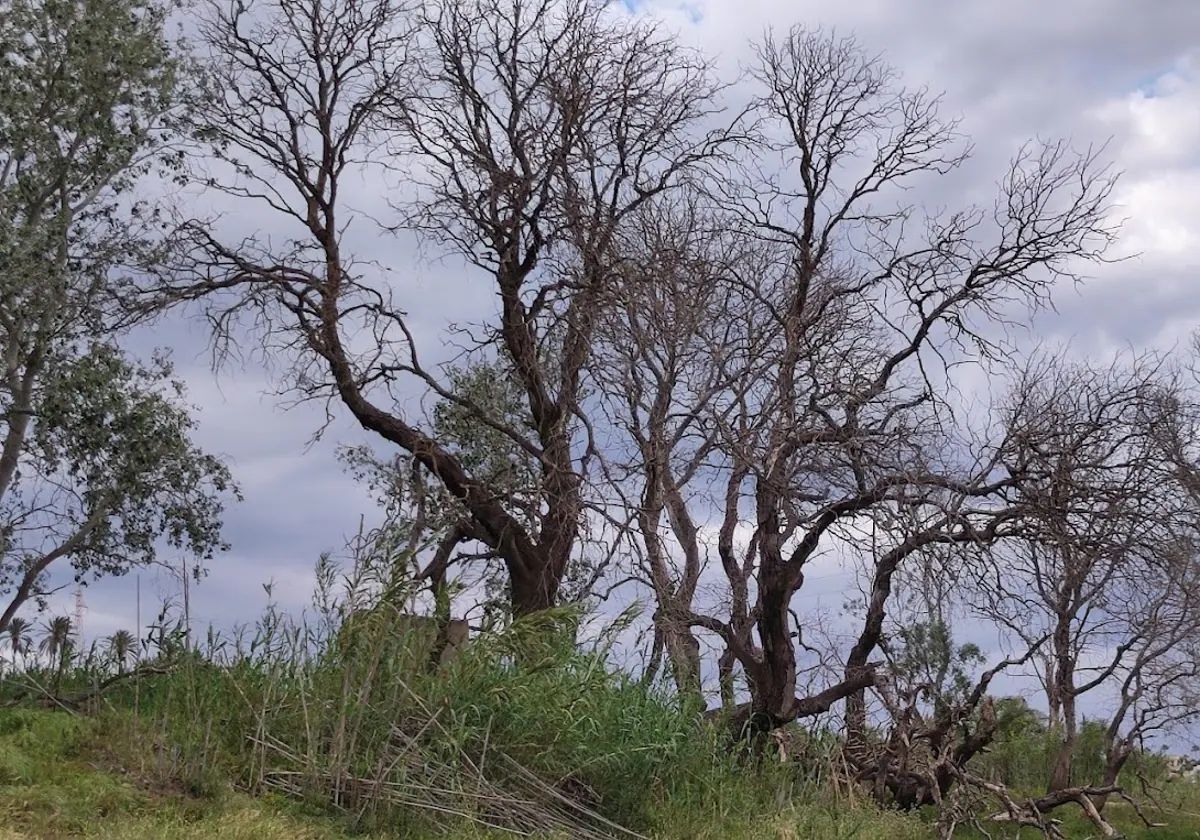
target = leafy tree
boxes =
[973,697,1050,788]
[0,0,238,635]
[106,628,136,673]
[5,615,31,661]
[38,614,72,687]
[886,620,986,713]
[992,696,1046,740]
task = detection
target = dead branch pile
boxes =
[254,704,646,840]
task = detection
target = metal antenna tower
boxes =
[74,584,85,646]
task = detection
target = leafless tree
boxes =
[590,187,776,699]
[1092,554,1200,806]
[669,26,1119,739]
[137,0,731,617]
[969,353,1200,797]
[838,352,1200,836]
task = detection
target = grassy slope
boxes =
[0,707,930,840]
[3,706,1200,839]
[0,708,384,840]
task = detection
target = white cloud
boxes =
[1093,55,1200,171]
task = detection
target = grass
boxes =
[4,653,1200,840]
[0,705,933,840]
[0,706,375,839]
[4,550,1200,839]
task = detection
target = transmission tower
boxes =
[74,584,85,647]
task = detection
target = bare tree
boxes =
[1092,552,1200,806]
[675,27,1118,739]
[591,187,774,699]
[970,354,1200,797]
[143,0,729,618]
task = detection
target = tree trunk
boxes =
[509,560,560,617]
[718,647,736,713]
[1090,742,1133,812]
[657,608,702,701]
[640,625,664,689]
[1047,608,1077,793]
[751,575,798,727]
[666,629,702,700]
[1048,693,1078,792]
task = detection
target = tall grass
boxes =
[0,540,929,839]
[0,540,1187,840]
[105,604,812,836]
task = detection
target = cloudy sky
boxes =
[30,0,1200,711]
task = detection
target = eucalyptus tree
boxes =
[0,0,238,635]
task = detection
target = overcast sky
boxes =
[31,0,1200,724]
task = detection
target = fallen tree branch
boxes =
[1115,789,1169,830]
[959,770,1136,839]
[3,663,176,711]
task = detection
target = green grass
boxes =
[5,660,1200,840]
[0,707,382,839]
[4,568,1200,839]
[0,706,932,840]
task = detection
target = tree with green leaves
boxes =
[38,614,72,687]
[0,0,238,637]
[5,615,31,663]
[106,628,136,673]
[885,620,986,715]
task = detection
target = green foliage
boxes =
[107,629,136,671]
[0,0,182,195]
[0,0,234,635]
[886,620,985,706]
[970,696,1055,789]
[339,354,601,621]
[1,344,237,626]
[432,360,540,513]
[969,700,1173,795]
[0,0,184,334]
[33,346,236,566]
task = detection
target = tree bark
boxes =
[1048,692,1078,792]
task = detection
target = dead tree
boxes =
[857,642,1046,814]
[686,26,1119,739]
[136,0,729,618]
[591,189,775,700]
[848,353,1200,834]
[378,0,732,614]
[971,353,1200,797]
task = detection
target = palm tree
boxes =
[39,616,74,688]
[6,617,31,665]
[106,630,136,673]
